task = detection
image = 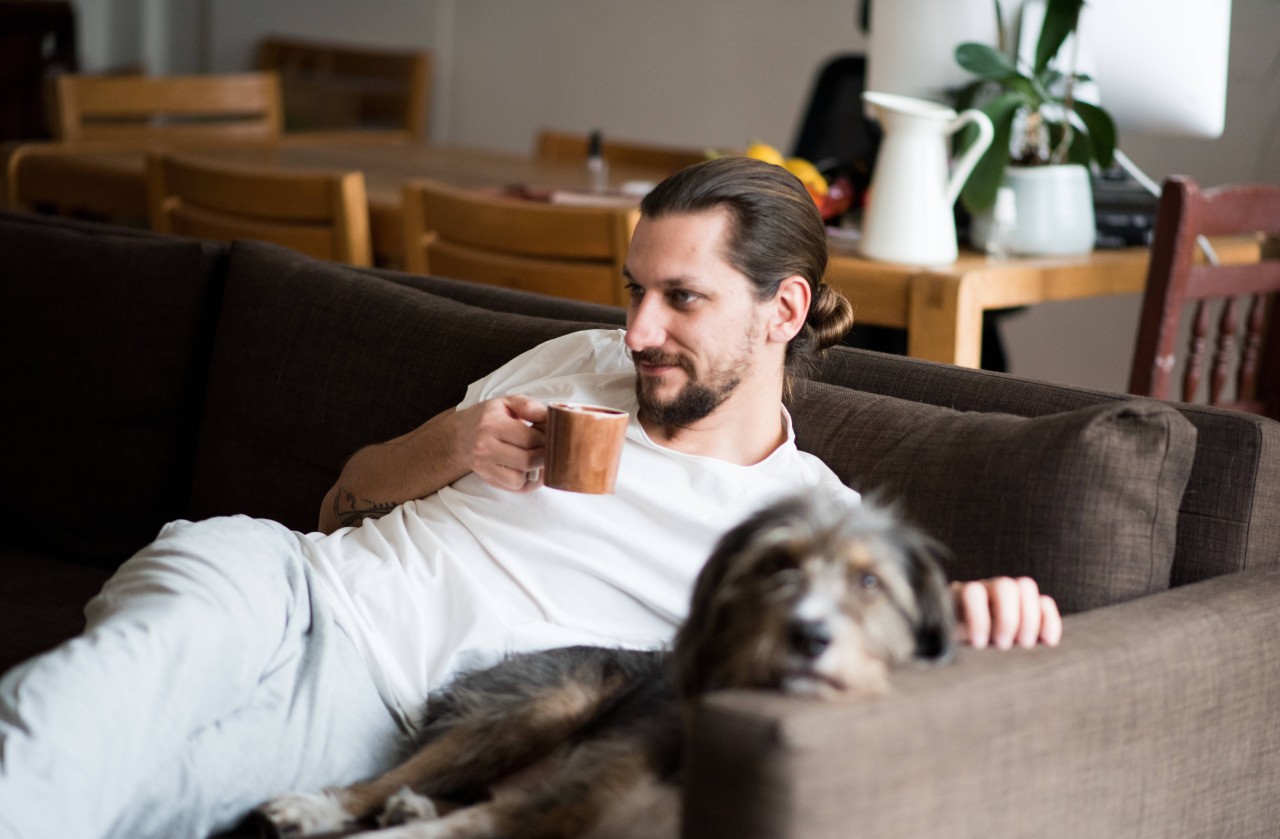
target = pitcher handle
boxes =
[944,109,995,206]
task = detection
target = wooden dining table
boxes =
[6,135,1255,368]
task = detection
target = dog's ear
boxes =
[674,497,810,701]
[903,532,955,663]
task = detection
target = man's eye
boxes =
[625,283,643,300]
[669,290,699,305]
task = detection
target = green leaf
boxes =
[960,93,1024,214]
[1072,99,1117,168]
[1035,0,1084,74]
[956,43,1019,80]
[1004,75,1041,104]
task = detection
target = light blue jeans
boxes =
[0,516,409,839]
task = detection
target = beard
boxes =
[632,348,744,428]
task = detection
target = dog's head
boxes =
[673,492,953,702]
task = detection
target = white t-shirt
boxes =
[302,328,856,730]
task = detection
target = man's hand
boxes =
[319,395,551,533]
[454,395,549,492]
[951,577,1062,650]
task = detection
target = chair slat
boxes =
[1239,295,1267,401]
[402,179,637,307]
[1130,176,1280,419]
[147,152,371,266]
[52,73,283,143]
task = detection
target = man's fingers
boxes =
[954,576,1064,650]
[985,577,1021,650]
[1039,595,1063,647]
[1015,577,1043,649]
[955,581,992,650]
[507,394,550,426]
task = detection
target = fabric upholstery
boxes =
[362,266,627,326]
[0,211,226,565]
[0,547,115,673]
[685,565,1280,839]
[188,241,617,532]
[790,381,1197,613]
[810,347,1280,587]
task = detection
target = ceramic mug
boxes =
[543,402,628,494]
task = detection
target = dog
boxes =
[256,492,954,838]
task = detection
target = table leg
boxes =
[907,270,984,368]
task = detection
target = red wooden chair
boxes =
[1129,176,1280,419]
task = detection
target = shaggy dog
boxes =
[257,493,953,838]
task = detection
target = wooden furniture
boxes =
[535,129,706,175]
[258,36,431,140]
[825,234,1260,369]
[9,137,1253,367]
[1128,176,1280,418]
[50,72,283,143]
[402,178,638,306]
[146,151,372,266]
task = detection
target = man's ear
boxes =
[768,275,811,343]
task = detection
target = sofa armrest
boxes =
[682,566,1280,839]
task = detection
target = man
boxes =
[0,157,1059,839]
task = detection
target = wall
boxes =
[88,0,1280,394]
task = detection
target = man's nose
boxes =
[625,295,666,351]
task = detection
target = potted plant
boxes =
[954,0,1118,255]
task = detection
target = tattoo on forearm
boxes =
[333,487,398,527]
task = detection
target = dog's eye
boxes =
[858,572,881,591]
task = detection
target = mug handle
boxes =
[944,109,995,206]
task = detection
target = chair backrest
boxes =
[534,129,705,175]
[51,72,283,143]
[402,178,637,307]
[1129,175,1280,418]
[790,53,880,193]
[146,152,372,266]
[258,36,431,139]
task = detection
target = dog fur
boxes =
[256,493,953,838]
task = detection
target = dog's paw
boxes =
[379,786,440,826]
[256,791,356,837]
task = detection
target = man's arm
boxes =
[318,395,550,534]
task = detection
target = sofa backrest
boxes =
[186,241,622,531]
[808,350,1280,589]
[0,210,227,566]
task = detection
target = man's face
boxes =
[623,209,775,428]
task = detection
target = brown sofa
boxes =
[3,209,1278,837]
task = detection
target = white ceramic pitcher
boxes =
[860,92,994,266]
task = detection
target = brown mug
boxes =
[543,402,629,494]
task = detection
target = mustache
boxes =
[630,349,693,372]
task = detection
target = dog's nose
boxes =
[788,619,832,659]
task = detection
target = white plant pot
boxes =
[970,164,1096,256]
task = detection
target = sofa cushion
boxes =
[0,547,115,674]
[0,212,226,566]
[189,241,619,532]
[810,347,1280,588]
[790,381,1198,613]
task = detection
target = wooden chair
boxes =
[146,152,372,266]
[535,129,706,175]
[1128,175,1280,418]
[402,179,637,306]
[50,72,283,143]
[258,36,430,140]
